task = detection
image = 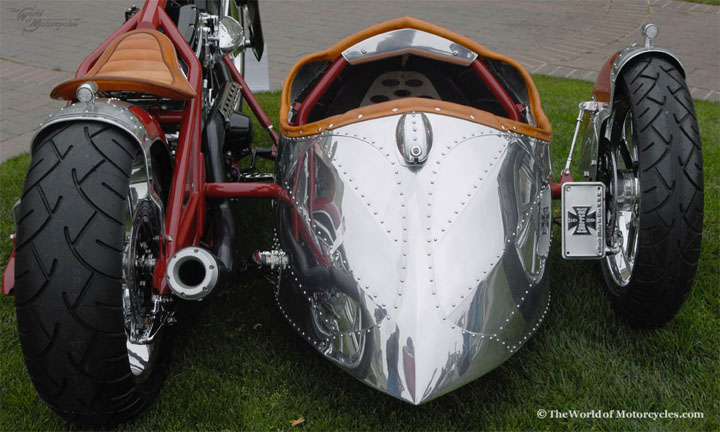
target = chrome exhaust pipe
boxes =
[166,247,222,300]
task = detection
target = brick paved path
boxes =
[1,0,718,161]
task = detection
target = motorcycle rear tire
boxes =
[14,122,170,426]
[602,56,703,328]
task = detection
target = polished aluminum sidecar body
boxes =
[273,17,553,404]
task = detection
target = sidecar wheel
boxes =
[599,56,703,328]
[14,122,173,426]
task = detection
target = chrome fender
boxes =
[275,114,552,404]
[30,99,170,225]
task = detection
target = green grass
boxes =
[685,0,720,5]
[1,78,718,431]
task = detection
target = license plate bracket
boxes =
[561,182,605,259]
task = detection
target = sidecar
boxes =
[270,17,703,404]
[273,18,554,404]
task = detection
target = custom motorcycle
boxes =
[2,0,703,425]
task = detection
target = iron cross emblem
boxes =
[567,206,597,235]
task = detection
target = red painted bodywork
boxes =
[129,105,166,142]
[2,235,15,295]
[592,52,619,104]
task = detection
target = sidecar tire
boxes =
[14,122,171,426]
[602,56,703,328]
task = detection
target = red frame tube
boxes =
[206,182,291,204]
[155,111,185,123]
[292,57,519,125]
[296,58,347,126]
[471,59,521,122]
[136,0,165,30]
[155,6,203,294]
[222,55,280,149]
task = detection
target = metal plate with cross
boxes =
[562,182,605,259]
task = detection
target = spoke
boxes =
[618,139,633,168]
[619,112,635,168]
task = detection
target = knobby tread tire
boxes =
[15,122,168,426]
[605,56,704,328]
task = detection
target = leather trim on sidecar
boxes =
[51,29,196,101]
[280,17,552,142]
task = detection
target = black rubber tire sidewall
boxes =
[601,56,704,328]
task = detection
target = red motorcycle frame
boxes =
[3,0,290,298]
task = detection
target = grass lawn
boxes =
[686,0,720,5]
[0,77,718,431]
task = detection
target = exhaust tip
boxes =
[166,247,221,300]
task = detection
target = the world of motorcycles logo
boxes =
[8,6,81,34]
[567,206,597,236]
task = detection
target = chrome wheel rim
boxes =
[603,110,641,288]
[123,152,169,379]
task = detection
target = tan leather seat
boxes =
[51,29,197,101]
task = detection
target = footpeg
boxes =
[561,182,605,259]
[252,250,288,270]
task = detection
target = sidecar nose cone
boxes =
[275,114,552,403]
[378,310,511,404]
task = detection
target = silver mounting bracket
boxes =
[563,100,600,174]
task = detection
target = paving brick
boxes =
[1,0,717,163]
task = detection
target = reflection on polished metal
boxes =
[36,99,153,152]
[342,29,478,66]
[127,339,155,377]
[396,112,432,164]
[578,102,609,182]
[642,23,659,48]
[76,81,97,104]
[123,151,173,377]
[217,16,244,53]
[602,110,640,287]
[275,114,552,404]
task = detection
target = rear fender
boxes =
[578,46,685,181]
[2,100,171,296]
[593,46,685,106]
